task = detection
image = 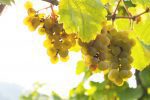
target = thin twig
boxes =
[107,7,150,20]
[37,6,51,12]
[111,0,122,22]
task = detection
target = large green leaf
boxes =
[134,14,150,45]
[131,34,150,70]
[118,86,143,100]
[140,66,150,87]
[58,0,107,42]
[0,0,14,5]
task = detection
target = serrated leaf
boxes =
[140,66,150,87]
[134,13,150,45]
[0,0,14,5]
[118,86,143,100]
[58,0,107,42]
[132,0,150,8]
[131,33,150,70]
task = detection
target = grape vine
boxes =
[23,0,150,87]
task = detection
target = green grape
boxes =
[111,62,119,69]
[127,56,134,64]
[44,18,53,31]
[108,69,119,82]
[91,57,99,65]
[120,70,132,79]
[88,47,97,56]
[111,46,121,56]
[59,50,68,58]
[93,39,106,51]
[54,41,62,49]
[120,64,131,70]
[119,58,128,66]
[98,52,107,61]
[99,34,110,46]
[114,75,124,86]
[98,61,108,70]
[60,56,69,62]
[62,40,72,49]
[119,51,128,58]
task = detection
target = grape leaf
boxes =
[132,0,150,8]
[134,13,150,45]
[0,0,14,5]
[131,34,150,70]
[76,60,87,75]
[58,0,107,42]
[118,86,143,100]
[140,66,150,87]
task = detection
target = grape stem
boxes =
[37,6,51,12]
[111,0,122,22]
[107,7,150,21]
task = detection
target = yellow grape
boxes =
[50,56,59,64]
[59,50,68,58]
[60,56,69,62]
[43,39,52,48]
[23,16,32,25]
[120,70,132,79]
[108,69,119,81]
[114,76,124,86]
[47,47,57,57]
[38,27,46,35]
[98,61,108,70]
[24,1,33,10]
[27,8,36,16]
[28,17,40,31]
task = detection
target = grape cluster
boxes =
[78,33,110,71]
[105,27,135,86]
[24,2,45,32]
[24,1,76,64]
[43,18,76,63]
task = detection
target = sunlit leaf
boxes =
[58,0,107,42]
[76,60,87,75]
[134,13,150,45]
[130,32,150,71]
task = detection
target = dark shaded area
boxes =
[0,4,6,15]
